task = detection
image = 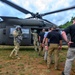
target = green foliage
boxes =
[59,17,75,28]
[59,21,72,28]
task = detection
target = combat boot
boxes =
[16,55,20,59]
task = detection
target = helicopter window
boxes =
[9,28,29,36]
[22,29,29,34]
[10,28,15,35]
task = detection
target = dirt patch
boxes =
[0,46,75,75]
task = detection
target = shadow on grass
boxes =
[0,45,35,51]
[0,45,68,50]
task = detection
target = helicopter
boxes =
[0,0,75,45]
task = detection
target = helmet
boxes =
[15,25,21,29]
[33,30,37,33]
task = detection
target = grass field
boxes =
[0,45,75,75]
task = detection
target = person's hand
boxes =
[42,43,44,47]
[45,46,48,51]
[58,46,62,50]
[68,41,73,47]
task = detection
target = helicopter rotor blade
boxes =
[0,16,18,19]
[1,0,75,18]
[0,0,35,16]
[0,16,19,19]
[0,16,19,21]
[41,6,75,16]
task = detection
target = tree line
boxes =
[59,17,75,28]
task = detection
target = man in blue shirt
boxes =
[43,28,51,61]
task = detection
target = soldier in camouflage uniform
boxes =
[32,30,39,51]
[9,26,23,59]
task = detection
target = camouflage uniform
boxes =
[9,26,22,59]
[32,30,39,51]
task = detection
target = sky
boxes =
[0,0,75,26]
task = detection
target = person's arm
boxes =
[43,32,48,44]
[62,31,69,43]
[43,33,46,43]
[45,32,50,46]
[62,31,74,47]
[39,36,40,42]
[13,30,18,37]
[59,40,62,46]
[58,40,62,50]
[31,32,34,35]
[45,38,48,46]
[43,37,46,43]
